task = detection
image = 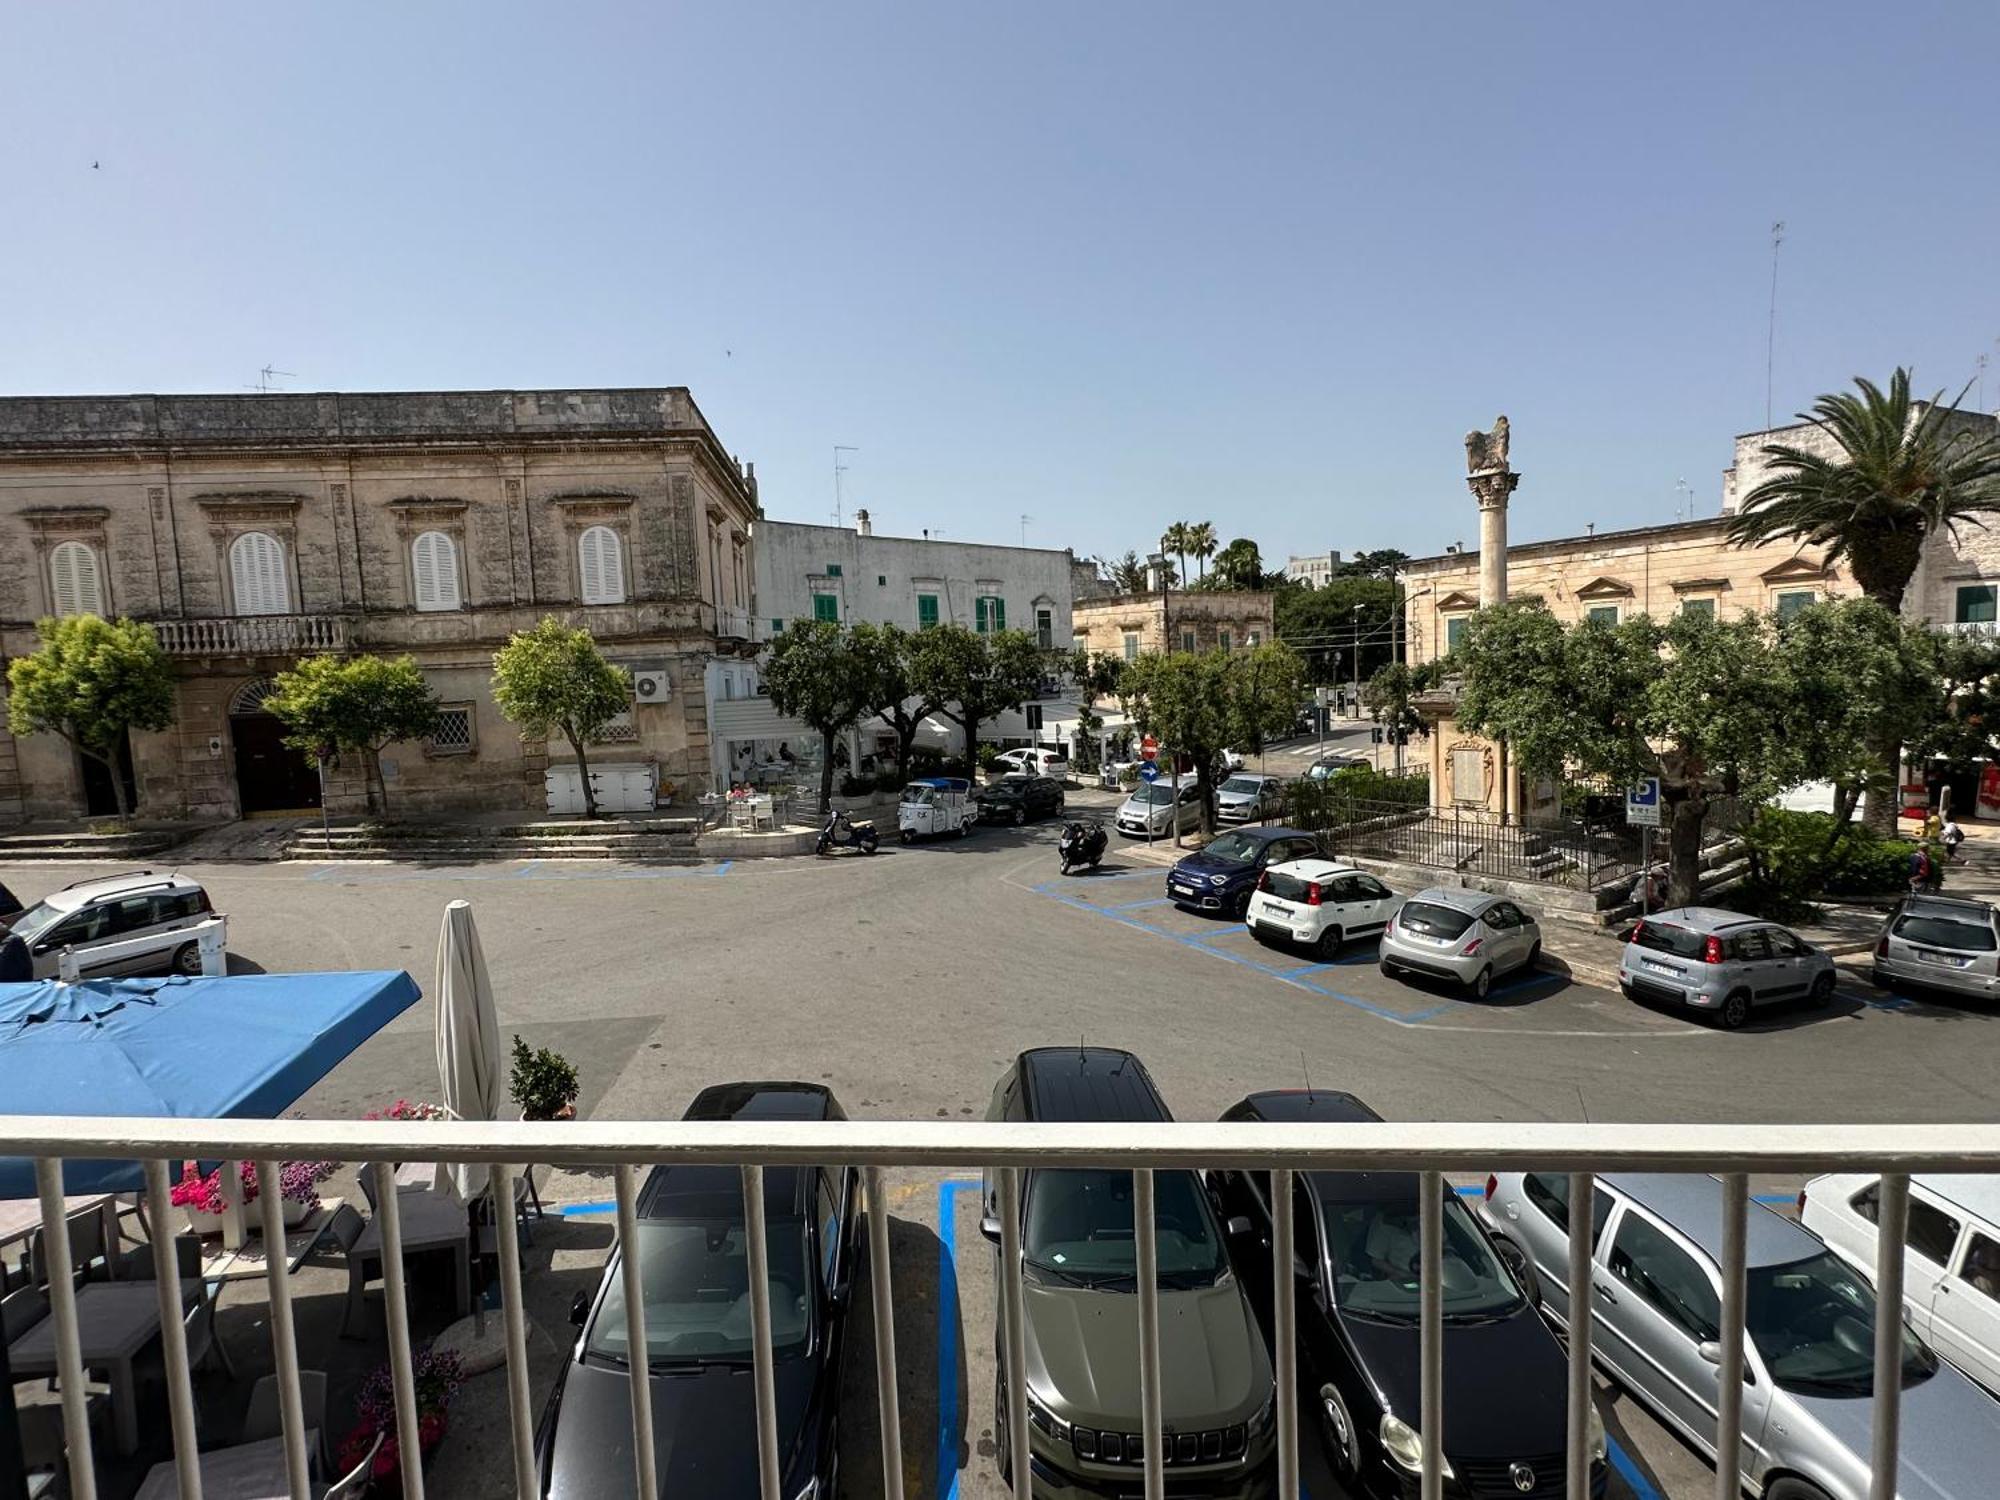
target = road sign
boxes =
[1138,761,1160,783]
[1140,735,1159,762]
[1626,777,1662,827]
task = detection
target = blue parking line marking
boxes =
[939,1176,975,1500]
[556,1199,616,1217]
[1107,897,1173,912]
[1606,1435,1666,1500]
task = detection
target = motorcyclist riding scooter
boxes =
[1057,819,1106,875]
[817,807,879,856]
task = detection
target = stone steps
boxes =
[287,822,703,863]
[0,829,188,863]
[295,844,706,864]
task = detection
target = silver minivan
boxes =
[1871,895,2000,1000]
[5,872,217,979]
[1479,1171,2000,1500]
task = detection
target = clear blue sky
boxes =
[5,4,1996,566]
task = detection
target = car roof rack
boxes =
[56,869,154,893]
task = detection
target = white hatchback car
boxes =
[1801,1172,2000,1397]
[1245,858,1402,960]
[995,745,1070,779]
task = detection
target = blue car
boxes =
[1167,826,1321,917]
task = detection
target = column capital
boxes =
[1466,469,1520,511]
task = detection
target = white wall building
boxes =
[1284,551,1341,587]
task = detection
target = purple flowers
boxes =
[169,1158,338,1215]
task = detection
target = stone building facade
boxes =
[0,390,760,823]
[1071,589,1277,664]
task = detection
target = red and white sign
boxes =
[1140,735,1159,762]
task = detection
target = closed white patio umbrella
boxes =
[434,899,502,1203]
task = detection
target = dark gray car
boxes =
[1479,1171,2000,1500]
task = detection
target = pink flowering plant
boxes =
[170,1159,338,1215]
[338,1345,463,1482]
[365,1098,450,1122]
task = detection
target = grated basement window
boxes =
[428,706,474,755]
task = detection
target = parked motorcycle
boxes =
[817,808,879,857]
[1057,820,1107,875]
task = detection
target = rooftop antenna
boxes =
[1675,477,1691,522]
[247,365,296,392]
[833,445,858,527]
[1300,1048,1314,1100]
[1020,514,1032,546]
[1979,353,1990,415]
[1765,220,1785,431]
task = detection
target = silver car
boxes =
[1478,1171,2000,1500]
[4,871,217,979]
[1871,895,2000,1000]
[1114,779,1204,838]
[1214,773,1284,826]
[1620,906,1836,1028]
[1377,886,1541,1000]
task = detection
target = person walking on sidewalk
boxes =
[1942,816,1966,863]
[1910,842,1943,894]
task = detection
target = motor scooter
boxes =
[817,808,879,856]
[1057,820,1107,875]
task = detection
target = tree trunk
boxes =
[818,730,838,813]
[1860,725,1903,837]
[564,728,598,818]
[74,739,130,820]
[368,747,391,817]
[964,712,982,772]
[894,721,920,783]
[1193,757,1215,837]
[1666,791,1707,907]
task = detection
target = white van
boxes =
[1801,1172,2000,1396]
[995,744,1070,780]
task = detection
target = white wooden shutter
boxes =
[229,532,288,616]
[412,531,459,611]
[50,541,102,617]
[579,526,624,604]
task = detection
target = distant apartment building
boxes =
[1071,589,1277,664]
[0,389,761,823]
[1283,551,1342,588]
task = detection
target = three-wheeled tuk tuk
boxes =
[898,778,976,843]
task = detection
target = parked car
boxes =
[1870,895,2000,1000]
[1377,887,1541,1000]
[997,746,1072,779]
[1303,755,1369,781]
[1619,907,1836,1028]
[1245,858,1402,959]
[0,880,22,928]
[535,1081,859,1499]
[1214,1090,1604,1499]
[978,774,1065,825]
[5,872,217,980]
[1802,1172,2000,1397]
[1479,1170,2000,1500]
[981,1047,1276,1499]
[1115,778,1206,838]
[1167,828,1320,918]
[1215,773,1286,826]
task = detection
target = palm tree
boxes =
[1728,369,2000,611]
[1162,523,1192,586]
[1187,521,1218,580]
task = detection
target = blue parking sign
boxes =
[1626,776,1662,826]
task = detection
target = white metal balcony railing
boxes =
[5,1117,1996,1500]
[151,616,348,656]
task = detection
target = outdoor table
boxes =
[131,1431,319,1500]
[0,1193,111,1251]
[6,1281,199,1454]
[353,1189,471,1317]
[198,1198,344,1284]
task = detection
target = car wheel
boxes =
[1469,965,1493,1000]
[1808,971,1834,1008]
[1719,989,1751,1029]
[1315,926,1344,960]
[1012,807,1027,827]
[1233,891,1252,919]
[172,941,202,977]
[899,828,913,846]
[1869,965,1889,988]
[1318,1384,1358,1481]
[1525,939,1542,971]
[1055,795,1065,813]
[1766,1481,1834,1500]
[960,819,973,839]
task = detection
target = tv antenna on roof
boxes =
[833,445,858,527]
[1765,221,1785,431]
[1300,1048,1314,1101]
[1020,514,1032,546]
[1675,477,1691,522]
[247,365,296,392]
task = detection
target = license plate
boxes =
[1262,899,1294,915]
[1643,960,1679,976]
[1171,885,1195,898]
[1916,950,1964,967]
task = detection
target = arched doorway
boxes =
[229,679,321,814]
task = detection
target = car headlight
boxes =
[1586,1402,1606,1463]
[1210,874,1229,887]
[1025,1389,1071,1443]
[791,1481,819,1500]
[1378,1413,1453,1479]
[1248,1390,1276,1438]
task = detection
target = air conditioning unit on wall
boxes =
[632,670,672,704]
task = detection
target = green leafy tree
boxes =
[6,615,175,819]
[1337,548,1410,580]
[1915,628,2000,771]
[1204,537,1267,591]
[490,617,632,818]
[760,619,878,813]
[1362,659,1441,746]
[1119,646,1305,836]
[263,654,441,816]
[1061,649,1127,772]
[1187,521,1218,580]
[910,624,1049,765]
[851,622,942,783]
[1231,642,1308,770]
[1275,575,1397,683]
[1109,551,1150,594]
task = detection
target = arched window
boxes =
[229,531,290,616]
[578,525,625,605]
[411,530,462,611]
[49,540,105,617]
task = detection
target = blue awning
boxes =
[0,970,422,1197]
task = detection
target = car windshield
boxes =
[1893,914,1997,952]
[587,1211,812,1366]
[1396,901,1474,940]
[1323,1194,1524,1324]
[985,781,1026,798]
[1202,832,1261,864]
[902,784,936,805]
[1134,784,1177,806]
[1631,921,1706,958]
[1221,776,1262,795]
[1747,1251,1935,1396]
[1023,1169,1227,1287]
[7,901,68,946]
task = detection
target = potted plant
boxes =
[656,778,677,808]
[510,1035,579,1121]
[337,1345,463,1491]
[171,1158,338,1234]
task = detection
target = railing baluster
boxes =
[35,1158,98,1500]
[1714,1174,1748,1500]
[143,1159,202,1500]
[256,1159,312,1500]
[1135,1167,1163,1500]
[1566,1171,1595,1500]
[489,1163,537,1500]
[371,1161,425,1500]
[864,1166,905,1500]
[613,1164,656,1500]
[1870,1173,1909,1500]
[996,1166,1031,1500]
[741,1164,782,1500]
[1272,1167,1299,1500]
[1419,1170,1443,1500]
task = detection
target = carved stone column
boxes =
[1467,469,1519,608]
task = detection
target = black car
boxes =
[977,774,1065,825]
[1210,1090,1605,1500]
[0,880,21,927]
[535,1082,860,1499]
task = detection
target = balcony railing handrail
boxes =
[7,1114,2000,1173]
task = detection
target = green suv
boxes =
[981,1047,1277,1498]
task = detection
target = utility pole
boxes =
[833,445,857,528]
[1765,221,1785,432]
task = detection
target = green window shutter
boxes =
[825,563,842,578]
[918,594,940,628]
[771,619,784,633]
[1956,585,1997,624]
[993,598,1005,632]
[975,597,989,634]
[813,594,839,623]
[1445,617,1469,652]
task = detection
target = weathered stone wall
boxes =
[1071,590,1277,659]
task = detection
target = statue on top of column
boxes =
[1464,415,1510,474]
